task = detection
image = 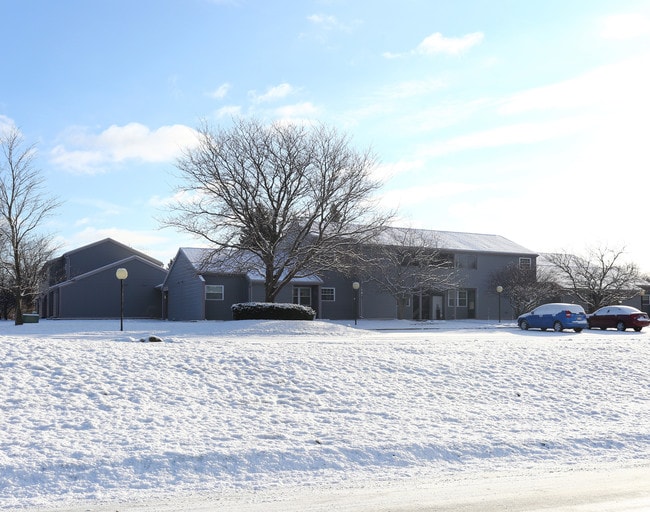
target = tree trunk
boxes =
[14,294,23,325]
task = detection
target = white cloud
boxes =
[600,13,650,40]
[499,54,650,116]
[0,114,17,133]
[272,102,320,120]
[249,83,296,103]
[416,32,484,55]
[50,123,199,174]
[385,32,484,58]
[422,117,586,158]
[380,181,483,211]
[214,105,242,118]
[306,13,356,34]
[207,83,231,99]
[307,14,339,28]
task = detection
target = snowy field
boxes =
[1,318,649,511]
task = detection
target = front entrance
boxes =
[412,293,431,320]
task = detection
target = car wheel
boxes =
[634,327,642,332]
[616,321,626,331]
[520,320,529,330]
[553,321,563,332]
[574,328,583,332]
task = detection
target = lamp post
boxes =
[496,285,503,323]
[116,268,128,331]
[352,281,360,325]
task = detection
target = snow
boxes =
[1,318,649,511]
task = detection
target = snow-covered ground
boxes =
[1,318,649,511]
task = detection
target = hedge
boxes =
[231,302,316,320]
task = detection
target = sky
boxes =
[1,0,649,271]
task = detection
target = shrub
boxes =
[231,302,316,320]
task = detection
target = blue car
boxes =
[518,303,589,332]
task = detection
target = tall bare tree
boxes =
[163,118,392,302]
[360,227,460,319]
[546,245,642,312]
[0,127,60,324]
[489,263,560,317]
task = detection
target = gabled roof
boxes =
[49,255,168,289]
[176,247,323,284]
[376,227,537,255]
[59,238,164,266]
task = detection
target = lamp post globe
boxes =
[496,286,503,323]
[116,268,128,331]
[352,282,360,325]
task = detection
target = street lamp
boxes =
[116,268,128,331]
[352,281,360,325]
[496,285,503,323]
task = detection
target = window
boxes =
[448,289,468,307]
[455,254,477,269]
[642,294,649,307]
[519,257,532,270]
[205,284,224,301]
[293,287,312,306]
[321,287,336,301]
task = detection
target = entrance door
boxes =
[412,292,432,320]
[432,295,443,319]
[468,289,476,319]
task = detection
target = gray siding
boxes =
[57,259,165,318]
[66,239,160,279]
[165,251,205,321]
[203,274,249,320]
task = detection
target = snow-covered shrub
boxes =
[231,302,316,320]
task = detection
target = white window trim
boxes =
[321,287,336,301]
[205,284,224,301]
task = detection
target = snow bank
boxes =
[1,319,649,510]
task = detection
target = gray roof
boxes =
[376,227,537,255]
[178,248,323,284]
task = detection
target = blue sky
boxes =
[1,0,649,272]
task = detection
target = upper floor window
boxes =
[455,254,477,269]
[519,257,532,270]
[205,284,224,301]
[321,287,336,301]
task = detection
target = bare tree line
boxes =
[0,126,60,324]
[1,118,646,324]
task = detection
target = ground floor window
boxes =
[321,287,336,301]
[293,286,312,306]
[205,284,224,301]
[448,289,468,308]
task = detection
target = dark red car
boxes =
[587,305,650,332]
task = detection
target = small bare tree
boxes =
[163,118,393,302]
[0,127,60,324]
[361,228,460,319]
[489,263,560,317]
[546,245,642,312]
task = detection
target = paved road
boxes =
[24,464,650,511]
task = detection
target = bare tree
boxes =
[489,263,560,317]
[361,227,460,319]
[546,246,642,312]
[163,118,393,302]
[0,127,60,324]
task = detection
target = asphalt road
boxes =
[27,463,650,512]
